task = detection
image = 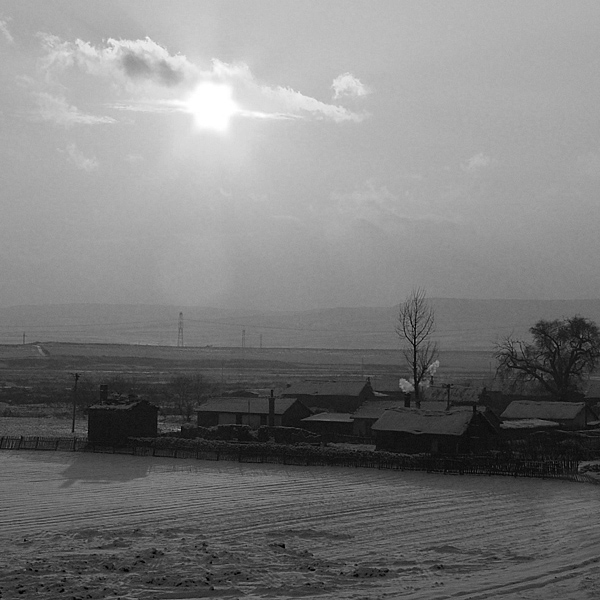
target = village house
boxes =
[371,407,498,455]
[88,397,159,444]
[282,378,374,412]
[499,418,561,441]
[300,412,354,439]
[500,401,599,430]
[368,376,404,401]
[351,399,406,438]
[197,396,312,429]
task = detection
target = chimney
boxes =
[99,384,108,403]
[403,392,411,408]
[268,389,275,427]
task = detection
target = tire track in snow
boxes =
[2,451,600,600]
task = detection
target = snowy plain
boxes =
[1,450,599,599]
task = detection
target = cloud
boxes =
[332,73,370,99]
[32,92,116,127]
[64,143,99,172]
[0,17,14,45]
[258,85,367,123]
[38,35,199,89]
[326,181,458,233]
[38,35,368,124]
[461,152,495,173]
[125,153,144,164]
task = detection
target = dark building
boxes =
[479,389,593,418]
[88,398,159,444]
[372,407,497,455]
[500,401,598,430]
[351,399,406,438]
[282,379,374,412]
[197,397,312,429]
[369,376,404,401]
[300,412,354,438]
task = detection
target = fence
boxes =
[0,435,589,483]
[0,436,88,451]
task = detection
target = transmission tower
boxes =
[177,312,184,347]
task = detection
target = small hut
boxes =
[197,397,312,429]
[372,407,497,455]
[282,379,374,412]
[300,412,354,438]
[88,397,159,444]
[500,401,598,430]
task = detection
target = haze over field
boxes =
[3,299,600,349]
[2,1,600,311]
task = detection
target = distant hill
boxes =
[1,299,600,350]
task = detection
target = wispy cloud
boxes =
[325,181,459,233]
[461,152,495,173]
[332,73,370,99]
[64,143,99,172]
[258,85,367,123]
[32,92,116,127]
[38,35,198,89]
[38,35,369,124]
[0,16,14,45]
[125,153,144,164]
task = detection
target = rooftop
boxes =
[89,399,158,411]
[501,401,589,421]
[282,379,370,397]
[302,412,354,423]
[500,419,560,430]
[352,400,406,420]
[198,397,300,415]
[372,407,476,436]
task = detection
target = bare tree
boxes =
[396,288,439,407]
[165,373,215,422]
[495,316,600,400]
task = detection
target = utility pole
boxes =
[445,383,453,410]
[177,312,184,347]
[71,373,80,433]
[22,332,26,345]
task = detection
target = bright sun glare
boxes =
[186,82,238,132]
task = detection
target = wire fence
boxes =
[0,434,593,483]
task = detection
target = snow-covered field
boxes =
[1,451,599,599]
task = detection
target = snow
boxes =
[1,450,600,599]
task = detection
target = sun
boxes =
[185,82,238,132]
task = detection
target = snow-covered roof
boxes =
[282,380,370,397]
[500,418,560,430]
[352,400,405,420]
[301,413,354,423]
[198,397,299,415]
[501,401,587,421]
[89,399,158,411]
[372,408,476,436]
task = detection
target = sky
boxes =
[1,0,600,311]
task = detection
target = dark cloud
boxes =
[121,50,185,87]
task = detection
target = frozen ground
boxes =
[0,415,181,438]
[1,451,600,599]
